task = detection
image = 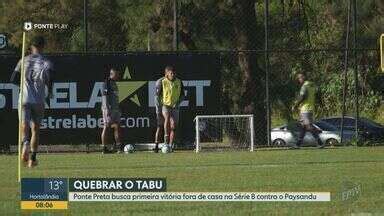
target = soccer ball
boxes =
[123,144,134,153]
[161,144,171,153]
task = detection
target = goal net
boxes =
[194,115,254,152]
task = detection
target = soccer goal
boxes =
[194,114,254,152]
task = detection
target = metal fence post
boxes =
[353,0,359,141]
[173,0,178,51]
[84,0,88,53]
[341,0,352,145]
[264,0,271,146]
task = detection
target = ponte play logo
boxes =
[24,22,33,31]
[116,67,147,107]
[23,21,69,31]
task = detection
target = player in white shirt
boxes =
[11,36,53,167]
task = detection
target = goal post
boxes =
[194,114,255,153]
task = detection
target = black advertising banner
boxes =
[0,54,220,147]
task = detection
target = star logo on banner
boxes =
[116,67,147,107]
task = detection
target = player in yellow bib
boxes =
[156,66,185,150]
[292,73,324,149]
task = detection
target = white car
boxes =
[271,121,355,147]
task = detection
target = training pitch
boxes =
[1,147,384,215]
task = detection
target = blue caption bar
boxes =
[21,178,68,201]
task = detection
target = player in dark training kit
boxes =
[10,36,53,167]
[101,68,123,153]
[153,76,164,153]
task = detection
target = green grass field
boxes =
[1,147,384,215]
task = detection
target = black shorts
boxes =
[21,103,44,124]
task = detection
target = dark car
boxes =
[320,117,384,141]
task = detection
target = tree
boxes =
[0,0,84,52]
[87,0,127,51]
[148,0,267,144]
[231,0,267,145]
